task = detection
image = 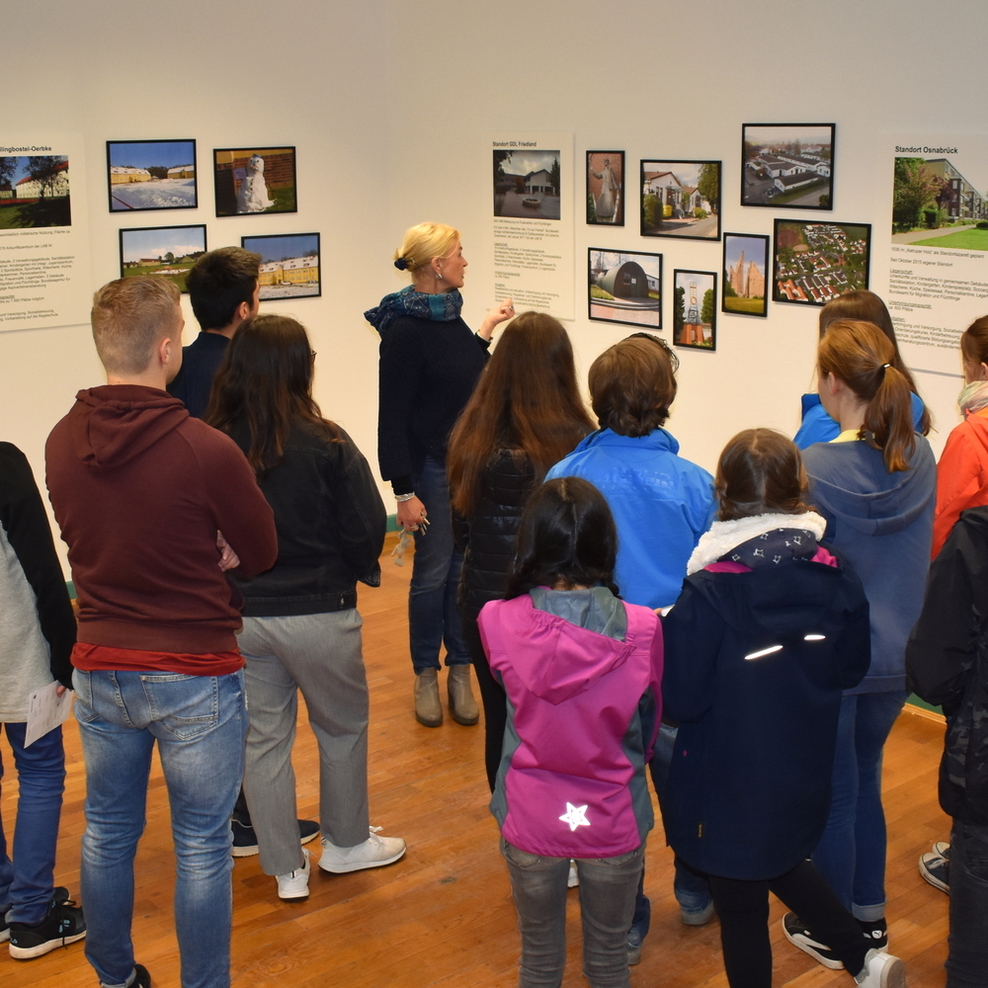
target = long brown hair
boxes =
[716,429,811,521]
[817,320,916,473]
[205,314,339,475]
[447,311,595,516]
[960,314,988,368]
[819,290,930,435]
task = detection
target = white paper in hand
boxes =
[25,681,73,747]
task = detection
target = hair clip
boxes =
[394,257,409,270]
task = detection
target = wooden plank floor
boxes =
[4,542,952,987]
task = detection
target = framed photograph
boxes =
[772,219,871,306]
[213,146,297,216]
[586,151,625,225]
[0,154,71,228]
[722,233,769,317]
[588,249,661,328]
[106,140,197,212]
[242,232,321,301]
[673,270,717,350]
[493,148,561,220]
[741,124,834,210]
[118,224,207,293]
[641,159,721,240]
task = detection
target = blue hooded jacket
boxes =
[545,428,715,609]
[802,436,935,693]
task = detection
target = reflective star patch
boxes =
[559,803,590,831]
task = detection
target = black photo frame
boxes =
[242,232,322,301]
[213,146,297,217]
[722,233,769,317]
[641,159,721,241]
[118,223,207,293]
[772,219,871,306]
[588,248,661,329]
[673,270,717,350]
[741,124,835,210]
[106,139,198,212]
[586,151,625,226]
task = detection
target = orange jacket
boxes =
[933,407,988,559]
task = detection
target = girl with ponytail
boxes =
[783,320,936,970]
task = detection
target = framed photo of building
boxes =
[586,151,625,225]
[242,232,321,301]
[741,124,835,210]
[493,148,561,220]
[641,160,721,241]
[213,146,297,217]
[673,270,717,350]
[772,219,871,306]
[588,248,660,328]
[722,233,769,317]
[118,224,207,293]
[106,140,197,212]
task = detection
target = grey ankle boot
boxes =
[414,669,443,727]
[447,664,479,726]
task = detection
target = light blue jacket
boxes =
[546,428,715,609]
[794,392,927,449]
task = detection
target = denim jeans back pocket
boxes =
[71,669,102,725]
[501,837,560,869]
[141,673,219,740]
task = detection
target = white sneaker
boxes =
[317,826,406,874]
[855,948,905,988]
[276,848,310,899]
[567,861,579,888]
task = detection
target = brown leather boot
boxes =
[414,669,443,727]
[447,664,479,726]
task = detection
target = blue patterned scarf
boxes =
[364,285,464,336]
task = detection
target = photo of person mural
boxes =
[587,151,624,225]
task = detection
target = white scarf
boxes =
[686,511,828,575]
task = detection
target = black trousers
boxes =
[708,859,869,988]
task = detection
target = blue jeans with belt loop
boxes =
[73,668,247,988]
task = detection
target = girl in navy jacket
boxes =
[663,429,903,988]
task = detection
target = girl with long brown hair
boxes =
[446,310,595,790]
[786,320,935,969]
[207,314,406,899]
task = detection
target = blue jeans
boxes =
[501,837,644,988]
[947,820,988,988]
[649,722,712,913]
[73,669,247,988]
[0,722,66,924]
[409,456,469,672]
[811,690,906,920]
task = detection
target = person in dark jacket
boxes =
[907,505,988,988]
[206,314,405,901]
[663,428,903,988]
[446,310,595,791]
[366,222,515,728]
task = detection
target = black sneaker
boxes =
[8,892,86,959]
[232,817,320,857]
[858,917,888,949]
[129,963,152,987]
[782,912,843,969]
[919,841,950,894]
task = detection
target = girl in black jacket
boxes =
[447,311,595,790]
[663,429,903,988]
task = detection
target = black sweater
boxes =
[377,314,489,493]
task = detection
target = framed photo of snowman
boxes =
[213,146,297,217]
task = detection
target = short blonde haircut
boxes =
[394,222,460,274]
[92,277,181,375]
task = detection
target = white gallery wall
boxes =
[3,0,987,571]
